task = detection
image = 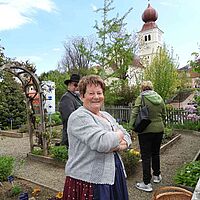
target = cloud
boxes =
[0,0,57,31]
[91,4,97,11]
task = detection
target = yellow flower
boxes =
[129,149,140,156]
[56,191,63,199]
[133,150,140,156]
[129,149,134,153]
[32,187,41,196]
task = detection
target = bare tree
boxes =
[59,36,96,74]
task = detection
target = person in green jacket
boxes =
[130,80,166,192]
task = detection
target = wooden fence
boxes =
[165,109,189,125]
[104,106,200,125]
[104,106,132,123]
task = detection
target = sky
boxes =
[0,0,200,75]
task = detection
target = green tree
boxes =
[144,46,179,101]
[0,44,27,129]
[105,80,137,106]
[0,45,5,65]
[189,51,200,73]
[91,0,138,105]
[93,0,134,80]
[0,71,27,129]
[178,70,191,89]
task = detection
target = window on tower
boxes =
[145,35,147,41]
[148,34,151,41]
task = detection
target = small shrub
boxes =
[120,149,140,177]
[51,129,59,139]
[162,127,174,143]
[174,160,200,188]
[0,156,15,181]
[50,112,62,126]
[18,124,28,133]
[164,127,173,138]
[49,146,68,162]
[120,122,132,133]
[11,185,22,196]
[31,148,43,155]
[173,121,200,131]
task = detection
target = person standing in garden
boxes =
[63,75,132,200]
[59,74,82,147]
[130,80,166,192]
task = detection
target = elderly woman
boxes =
[130,81,166,192]
[63,75,132,200]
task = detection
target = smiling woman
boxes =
[79,76,105,115]
[62,75,132,200]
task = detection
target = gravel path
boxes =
[0,131,199,199]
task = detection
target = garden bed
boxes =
[27,132,181,169]
[0,177,61,200]
[0,130,25,138]
[27,153,65,168]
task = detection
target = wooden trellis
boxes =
[0,61,48,155]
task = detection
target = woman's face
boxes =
[81,84,104,114]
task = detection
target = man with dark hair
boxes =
[59,74,82,146]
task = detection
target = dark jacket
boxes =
[130,90,166,133]
[59,90,82,145]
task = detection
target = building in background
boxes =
[128,2,163,85]
[137,2,163,67]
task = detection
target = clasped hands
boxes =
[111,129,128,152]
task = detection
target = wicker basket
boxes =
[151,186,193,200]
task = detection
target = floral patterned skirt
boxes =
[63,153,129,200]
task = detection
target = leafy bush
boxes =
[162,127,174,144]
[49,146,68,162]
[173,121,200,131]
[120,149,140,177]
[174,161,200,188]
[18,124,28,133]
[0,156,15,181]
[31,148,43,155]
[49,112,62,126]
[164,127,173,138]
[120,122,132,134]
[0,72,27,130]
[194,92,200,106]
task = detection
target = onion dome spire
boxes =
[141,2,158,31]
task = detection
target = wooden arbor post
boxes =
[0,61,48,155]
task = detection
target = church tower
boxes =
[138,2,163,66]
